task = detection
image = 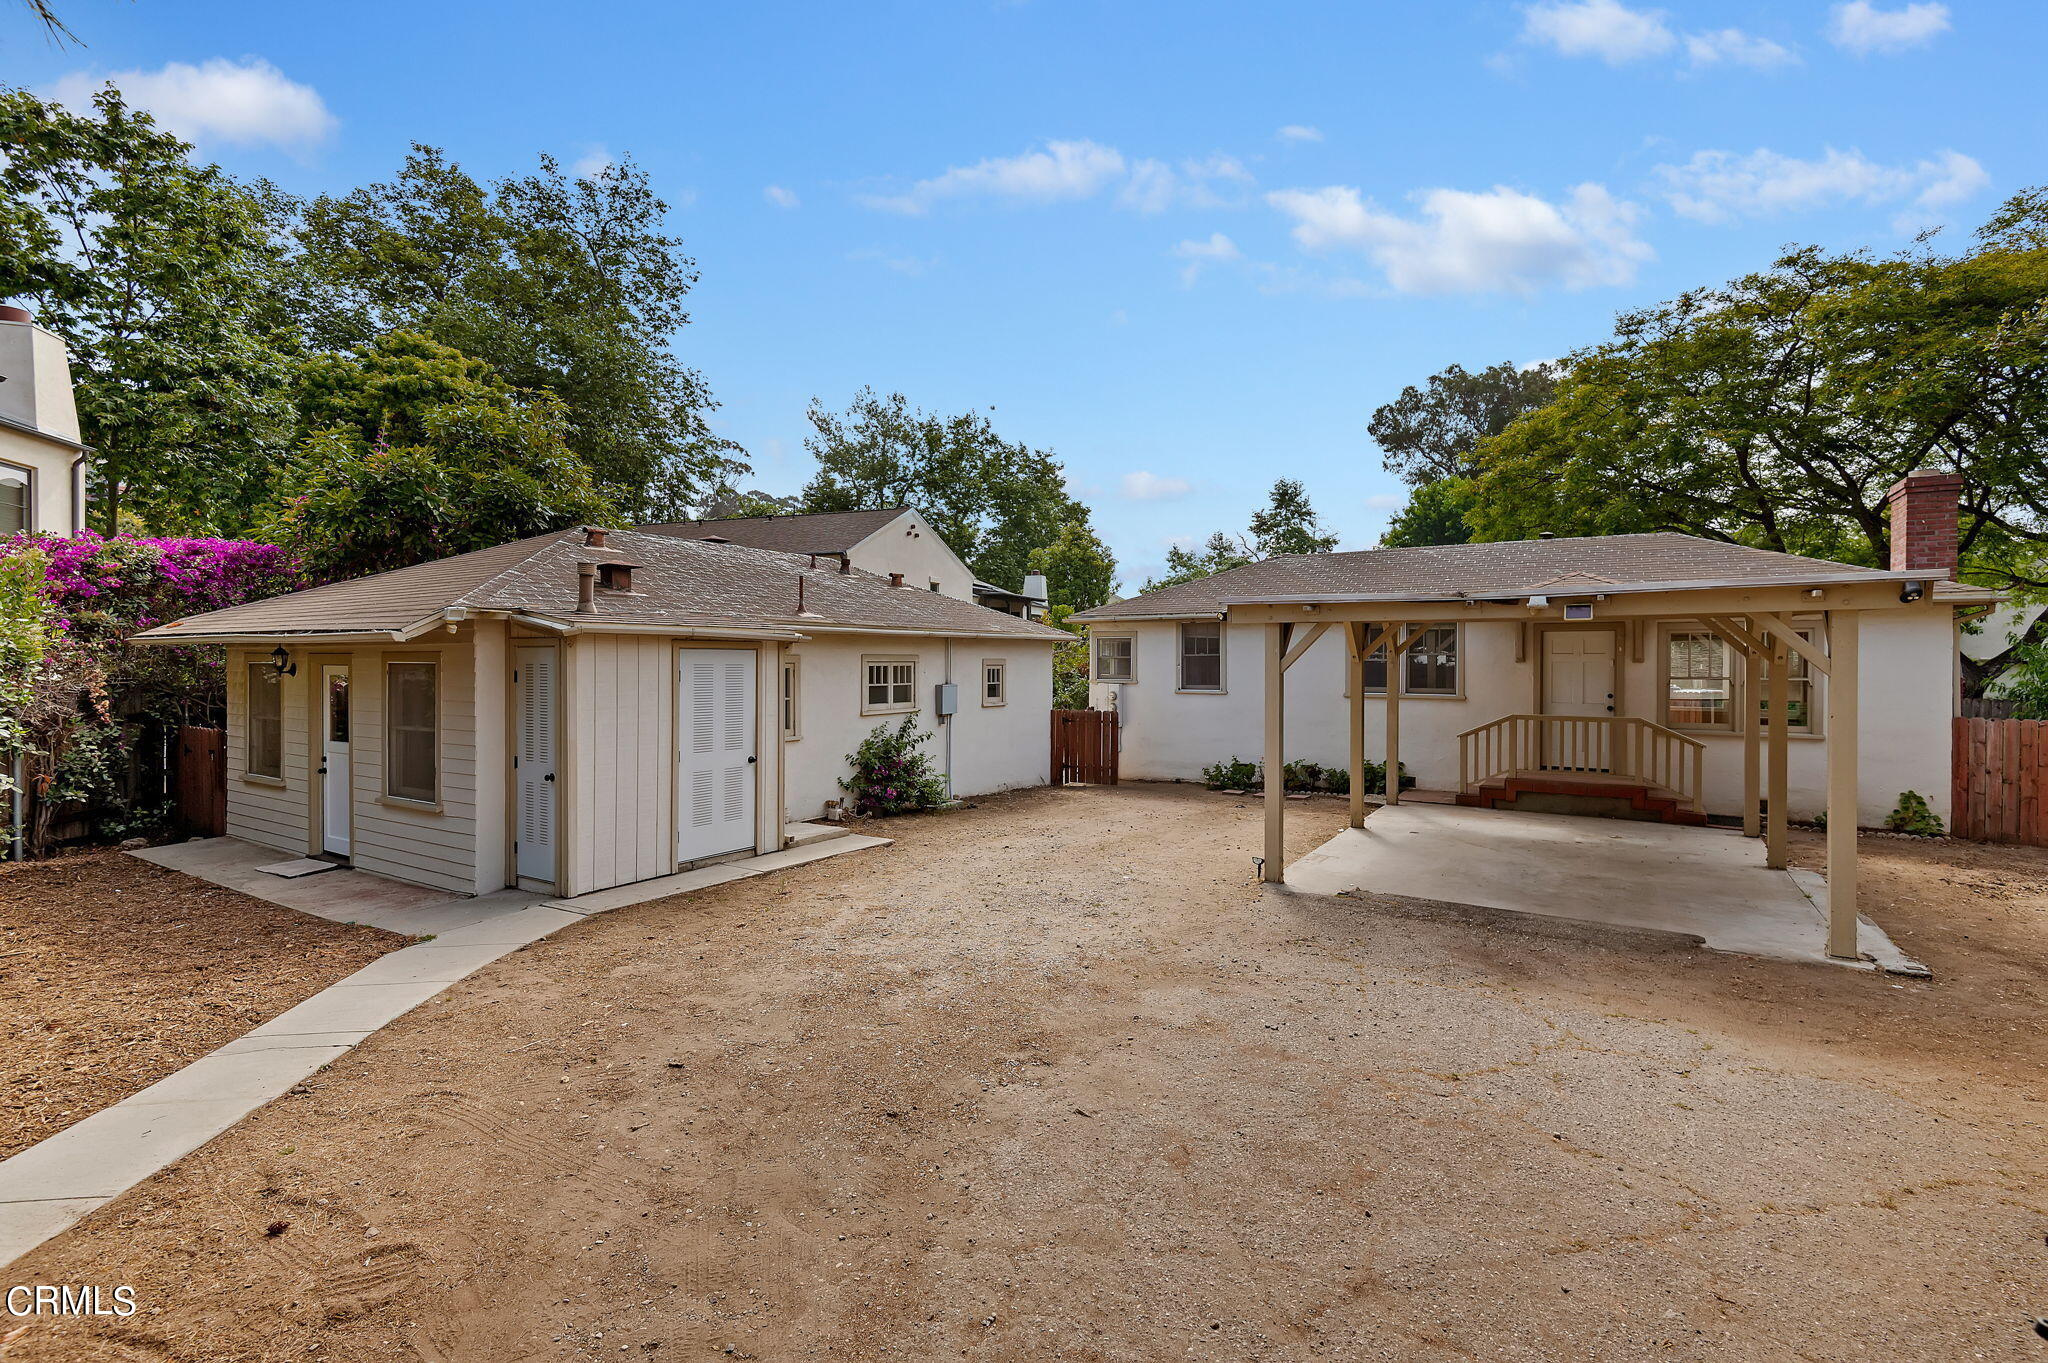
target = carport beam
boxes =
[1264,623,1286,882]
[1825,610,1860,960]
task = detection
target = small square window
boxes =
[1403,625,1459,696]
[1094,635,1134,682]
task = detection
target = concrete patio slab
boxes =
[1285,803,1924,972]
[252,857,336,878]
[542,833,891,916]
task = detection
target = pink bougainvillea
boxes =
[5,532,305,636]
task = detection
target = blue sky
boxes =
[4,0,2031,586]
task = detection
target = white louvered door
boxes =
[514,645,558,883]
[677,649,757,864]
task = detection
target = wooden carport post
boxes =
[1766,642,1790,869]
[1346,623,1367,829]
[1824,610,1861,959]
[1742,646,1763,839]
[1263,622,1286,883]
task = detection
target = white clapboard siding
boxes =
[223,648,311,854]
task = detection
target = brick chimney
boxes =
[1885,469,1963,578]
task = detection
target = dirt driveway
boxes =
[10,785,2048,1361]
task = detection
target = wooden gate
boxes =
[1051,708,1119,786]
[1951,715,2048,845]
[174,725,227,837]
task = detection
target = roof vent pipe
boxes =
[583,526,609,549]
[576,561,597,614]
[838,555,850,574]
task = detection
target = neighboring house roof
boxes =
[972,579,1034,601]
[135,528,1070,644]
[633,507,909,555]
[1073,532,1968,622]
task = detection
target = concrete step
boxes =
[785,821,853,848]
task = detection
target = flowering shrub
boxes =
[839,716,950,818]
[0,532,306,853]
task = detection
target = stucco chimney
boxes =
[0,304,81,444]
[1885,469,1963,578]
[1021,570,1049,602]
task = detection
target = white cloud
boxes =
[1656,146,1988,223]
[571,146,614,179]
[1685,28,1799,69]
[1277,124,1324,143]
[1121,155,1255,214]
[1827,1,1950,55]
[1121,471,1193,502]
[859,139,1126,214]
[1171,232,1242,285]
[46,56,335,150]
[763,184,800,209]
[1265,182,1651,295]
[1520,0,1674,63]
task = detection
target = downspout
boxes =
[943,637,954,800]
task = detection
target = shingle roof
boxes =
[135,528,1070,643]
[633,507,908,555]
[1072,532,1931,622]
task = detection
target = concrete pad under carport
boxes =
[1285,803,1926,972]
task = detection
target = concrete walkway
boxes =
[0,830,889,1267]
[1285,803,1926,973]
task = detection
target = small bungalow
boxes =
[136,525,1066,899]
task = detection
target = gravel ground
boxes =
[0,849,409,1162]
[7,785,2047,1362]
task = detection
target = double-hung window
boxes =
[1761,628,1818,734]
[781,659,801,739]
[1178,622,1223,691]
[982,660,1006,706]
[863,657,917,714]
[1666,631,1733,729]
[1094,635,1134,682]
[386,661,439,804]
[246,662,283,780]
[1403,625,1459,696]
[0,464,29,537]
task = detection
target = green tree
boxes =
[1027,520,1118,611]
[695,487,806,520]
[1369,360,1561,486]
[290,145,742,517]
[1141,531,1253,593]
[0,84,299,533]
[1247,477,1339,557]
[1379,477,1476,548]
[261,332,614,578]
[800,387,1107,593]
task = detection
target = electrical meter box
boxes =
[934,681,959,718]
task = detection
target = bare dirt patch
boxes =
[8,789,2048,1361]
[0,849,409,1161]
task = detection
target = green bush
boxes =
[1201,757,1260,790]
[1323,765,1350,795]
[1883,790,1945,837]
[840,716,949,818]
[1283,760,1324,791]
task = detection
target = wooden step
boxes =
[1457,774,1706,826]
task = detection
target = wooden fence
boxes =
[1951,716,2048,844]
[174,725,227,838]
[1051,709,1119,786]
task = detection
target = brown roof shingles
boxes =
[632,507,909,555]
[136,528,1069,643]
[1072,532,1923,622]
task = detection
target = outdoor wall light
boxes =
[1899,580,1926,603]
[269,646,297,678]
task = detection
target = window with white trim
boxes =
[982,660,1006,706]
[0,464,28,537]
[1761,628,1818,735]
[781,659,801,739]
[386,661,439,803]
[1178,622,1223,691]
[1402,625,1459,696]
[863,656,917,714]
[1094,634,1133,682]
[1666,631,1733,730]
[246,662,282,779]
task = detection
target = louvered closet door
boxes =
[677,649,756,864]
[515,645,558,883]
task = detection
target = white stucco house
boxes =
[0,305,90,539]
[1076,472,1992,830]
[136,523,1066,899]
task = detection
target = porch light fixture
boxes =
[1899,580,1926,603]
[268,646,297,678]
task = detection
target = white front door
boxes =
[514,645,558,884]
[1543,629,1617,717]
[319,664,351,856]
[677,649,757,864]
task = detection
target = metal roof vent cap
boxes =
[1538,531,1557,539]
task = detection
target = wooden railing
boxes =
[1457,714,1706,813]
